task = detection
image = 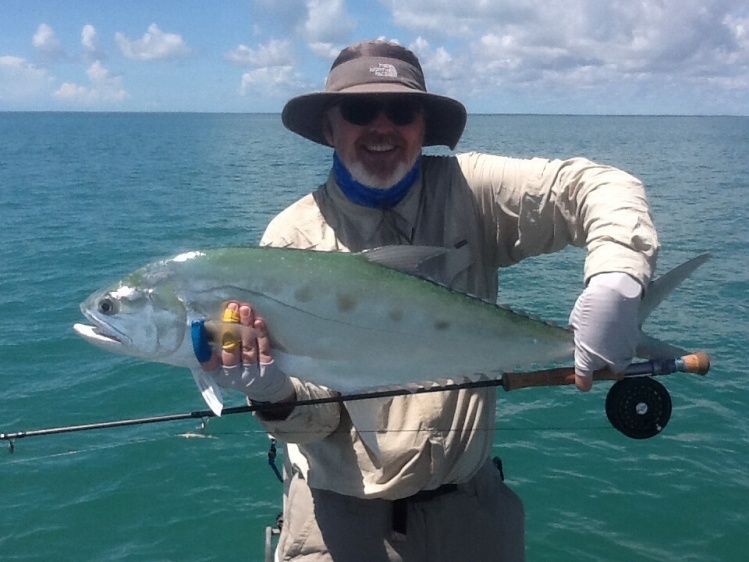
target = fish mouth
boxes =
[73,323,124,346]
[73,312,132,348]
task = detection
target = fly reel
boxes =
[605,376,672,439]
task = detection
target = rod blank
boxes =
[2,352,709,447]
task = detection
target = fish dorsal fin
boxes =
[362,245,476,289]
[191,367,224,416]
[362,244,486,299]
[344,398,391,467]
[361,246,449,280]
[640,253,711,325]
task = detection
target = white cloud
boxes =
[81,24,98,52]
[53,61,128,104]
[227,39,310,98]
[302,0,354,43]
[115,23,191,61]
[226,39,294,67]
[380,0,749,108]
[308,42,343,60]
[32,23,64,60]
[0,56,52,101]
[239,66,302,96]
[409,37,462,82]
[225,5,356,101]
[81,24,105,61]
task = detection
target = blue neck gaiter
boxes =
[333,152,420,210]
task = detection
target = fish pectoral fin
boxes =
[191,368,224,416]
[344,398,391,467]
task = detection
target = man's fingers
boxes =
[240,304,260,364]
[217,302,267,367]
[221,302,242,367]
[239,304,252,326]
[575,373,593,392]
[255,318,273,364]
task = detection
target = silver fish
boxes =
[74,246,709,420]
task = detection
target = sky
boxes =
[1,0,747,115]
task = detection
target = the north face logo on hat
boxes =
[370,63,398,78]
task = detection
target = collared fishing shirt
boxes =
[257,151,659,499]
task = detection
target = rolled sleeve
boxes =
[461,152,659,286]
[563,160,659,286]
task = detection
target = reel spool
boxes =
[605,377,672,439]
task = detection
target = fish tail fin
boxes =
[191,368,224,416]
[636,253,711,359]
[639,253,711,324]
[636,333,689,360]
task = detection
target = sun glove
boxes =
[214,362,295,403]
[191,318,294,403]
[569,272,642,380]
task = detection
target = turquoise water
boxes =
[1,113,747,561]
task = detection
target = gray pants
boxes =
[277,459,525,562]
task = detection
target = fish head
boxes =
[75,272,187,362]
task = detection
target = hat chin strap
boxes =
[333,152,420,209]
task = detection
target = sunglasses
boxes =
[337,97,422,127]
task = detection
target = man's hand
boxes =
[569,272,642,392]
[192,302,295,404]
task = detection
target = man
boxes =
[197,40,658,561]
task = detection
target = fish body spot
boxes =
[434,320,450,331]
[336,294,357,312]
[295,285,314,303]
[389,309,404,322]
[260,278,283,295]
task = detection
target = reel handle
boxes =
[681,351,711,375]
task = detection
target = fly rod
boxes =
[1,352,709,448]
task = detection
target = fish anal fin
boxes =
[344,398,392,467]
[191,368,224,416]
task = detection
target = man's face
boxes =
[323,96,426,189]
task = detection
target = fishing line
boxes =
[1,433,181,466]
[1,425,617,466]
[1,353,710,452]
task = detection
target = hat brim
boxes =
[282,87,467,150]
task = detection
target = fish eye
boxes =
[98,298,118,315]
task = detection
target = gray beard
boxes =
[345,155,419,189]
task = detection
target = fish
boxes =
[74,246,709,426]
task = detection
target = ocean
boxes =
[0,113,747,561]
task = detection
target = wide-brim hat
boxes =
[282,41,467,150]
